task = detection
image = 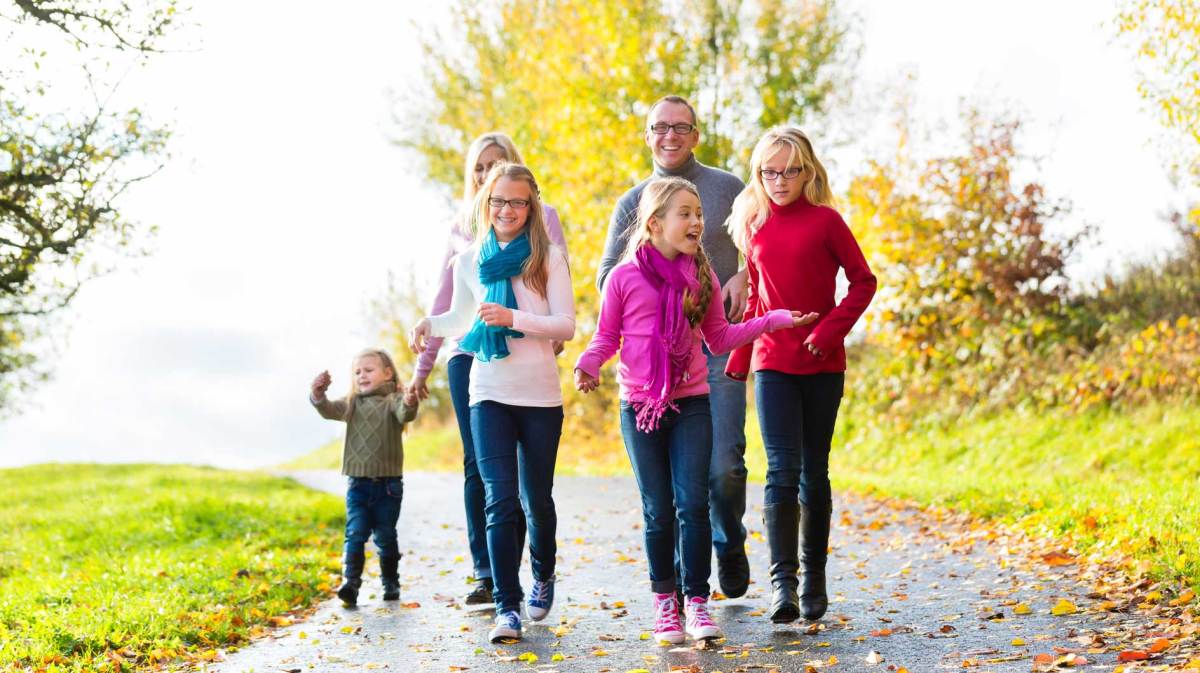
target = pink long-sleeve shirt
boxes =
[576,258,795,402]
[415,203,567,379]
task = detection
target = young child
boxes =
[725,126,876,623]
[409,163,574,643]
[574,176,815,644]
[310,348,419,607]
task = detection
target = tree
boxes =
[0,0,179,409]
[396,0,856,449]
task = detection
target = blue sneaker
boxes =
[489,610,521,642]
[526,577,555,621]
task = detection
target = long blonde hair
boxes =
[345,348,402,421]
[726,126,834,252]
[622,176,714,327]
[473,163,552,299]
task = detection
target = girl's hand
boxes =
[402,387,419,407]
[478,302,514,327]
[790,311,820,328]
[803,334,825,359]
[552,340,565,356]
[574,368,599,393]
[409,318,432,354]
[311,370,332,399]
[408,374,430,401]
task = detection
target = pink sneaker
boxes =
[651,592,684,644]
[684,595,722,640]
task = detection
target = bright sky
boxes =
[0,0,1184,468]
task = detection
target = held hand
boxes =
[311,370,331,399]
[804,333,825,359]
[574,368,599,393]
[402,387,419,407]
[790,311,820,328]
[721,268,749,322]
[552,340,565,356]
[408,318,432,354]
[478,303,514,327]
[408,374,430,401]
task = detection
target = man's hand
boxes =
[721,268,749,321]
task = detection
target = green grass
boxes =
[825,402,1200,587]
[0,464,343,672]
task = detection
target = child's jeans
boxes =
[755,371,844,508]
[344,476,403,559]
[619,394,713,599]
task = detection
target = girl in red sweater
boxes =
[725,126,877,623]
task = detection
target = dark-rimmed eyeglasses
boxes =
[759,167,803,181]
[488,197,531,210]
[648,122,695,135]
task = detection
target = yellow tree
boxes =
[395,0,855,459]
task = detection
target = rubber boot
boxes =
[380,553,402,601]
[799,501,831,620]
[337,551,365,606]
[763,503,801,623]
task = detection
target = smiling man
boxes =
[596,95,753,599]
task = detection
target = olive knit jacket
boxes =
[311,383,418,477]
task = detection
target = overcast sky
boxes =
[0,0,1185,469]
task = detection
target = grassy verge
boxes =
[0,464,343,672]
[287,402,1199,587]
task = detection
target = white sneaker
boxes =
[684,595,722,640]
[526,577,554,621]
[488,610,521,642]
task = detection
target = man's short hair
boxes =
[647,95,698,128]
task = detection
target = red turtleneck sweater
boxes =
[726,197,877,378]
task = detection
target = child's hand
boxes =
[478,302,514,327]
[402,387,419,407]
[552,340,565,356]
[408,318,432,354]
[804,333,826,359]
[311,370,332,400]
[574,368,599,393]
[408,374,430,400]
[789,311,820,328]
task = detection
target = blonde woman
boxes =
[410,164,574,643]
[725,126,876,623]
[409,133,567,609]
[576,177,812,643]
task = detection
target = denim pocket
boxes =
[385,477,404,499]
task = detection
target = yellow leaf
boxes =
[517,652,538,662]
[1170,589,1195,606]
[1013,603,1032,615]
[1012,637,1025,646]
[1050,599,1077,616]
[551,653,564,662]
[340,626,354,634]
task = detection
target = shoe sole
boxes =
[654,631,685,645]
[686,628,722,640]
[489,629,521,643]
[526,606,550,621]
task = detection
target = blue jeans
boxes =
[344,476,403,558]
[705,350,748,558]
[470,401,563,613]
[448,354,527,580]
[755,371,844,507]
[620,395,713,598]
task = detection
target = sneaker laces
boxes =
[529,579,551,604]
[654,593,681,631]
[497,611,520,629]
[686,596,716,628]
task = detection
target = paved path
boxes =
[203,471,1129,673]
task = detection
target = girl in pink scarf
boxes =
[575,177,815,645]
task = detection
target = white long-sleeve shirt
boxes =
[428,242,575,407]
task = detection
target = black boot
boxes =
[380,553,401,601]
[799,502,831,621]
[717,548,750,599]
[337,551,365,606]
[763,503,801,623]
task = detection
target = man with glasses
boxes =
[596,95,753,600]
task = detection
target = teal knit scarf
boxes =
[458,228,530,361]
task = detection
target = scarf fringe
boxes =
[628,393,680,433]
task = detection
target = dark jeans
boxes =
[344,476,403,558]
[705,349,748,558]
[470,400,563,613]
[448,354,527,580]
[620,395,713,598]
[755,371,844,507]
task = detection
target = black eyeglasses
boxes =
[488,197,531,210]
[648,122,695,135]
[759,167,803,181]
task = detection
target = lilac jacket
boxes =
[576,258,794,401]
[415,203,567,379]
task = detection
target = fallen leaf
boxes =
[1050,599,1077,616]
[865,650,884,664]
[1013,603,1032,615]
[1169,589,1195,606]
[1012,637,1026,646]
[1116,650,1150,662]
[1147,638,1170,653]
[1041,551,1076,566]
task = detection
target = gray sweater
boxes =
[596,154,745,291]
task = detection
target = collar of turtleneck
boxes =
[767,195,814,217]
[653,153,701,180]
